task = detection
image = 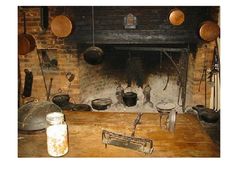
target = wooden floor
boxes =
[18,112,220,157]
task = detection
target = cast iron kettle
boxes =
[84,6,104,65]
[84,46,103,65]
[193,105,220,123]
[123,92,137,107]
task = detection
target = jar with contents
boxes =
[46,112,68,157]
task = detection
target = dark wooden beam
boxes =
[114,46,189,52]
[67,30,199,44]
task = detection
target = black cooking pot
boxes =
[200,108,220,123]
[193,105,220,123]
[60,102,92,111]
[91,98,112,110]
[192,105,205,113]
[84,46,104,65]
[123,92,137,107]
[52,94,70,107]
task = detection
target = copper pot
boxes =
[51,15,72,37]
[18,34,30,55]
[168,8,185,26]
[199,21,220,42]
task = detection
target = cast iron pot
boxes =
[123,92,137,107]
[192,104,205,113]
[61,102,92,111]
[52,94,70,107]
[84,46,104,65]
[193,105,220,123]
[200,108,220,123]
[91,98,112,110]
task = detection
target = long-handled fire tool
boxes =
[102,113,154,154]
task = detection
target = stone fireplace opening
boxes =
[78,44,190,113]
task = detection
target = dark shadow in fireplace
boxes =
[99,45,182,87]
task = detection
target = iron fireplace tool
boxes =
[102,113,154,154]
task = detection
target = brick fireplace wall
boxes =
[18,7,81,104]
[186,42,216,108]
[18,7,219,112]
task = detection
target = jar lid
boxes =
[46,112,64,125]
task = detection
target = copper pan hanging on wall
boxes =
[199,20,220,42]
[168,8,185,26]
[51,15,72,37]
[18,12,36,55]
[51,7,72,38]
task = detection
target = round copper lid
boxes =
[199,21,220,42]
[169,9,185,26]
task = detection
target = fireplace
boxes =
[18,6,221,159]
[18,6,219,113]
[77,44,190,113]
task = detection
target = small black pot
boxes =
[84,46,104,65]
[52,94,70,107]
[91,98,112,110]
[200,108,220,123]
[123,92,137,107]
[61,102,92,111]
[192,105,205,113]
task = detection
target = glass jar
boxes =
[46,112,68,157]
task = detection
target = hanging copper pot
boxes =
[18,34,31,55]
[51,15,72,37]
[199,20,220,42]
[168,8,185,26]
[18,12,36,55]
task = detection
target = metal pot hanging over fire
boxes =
[84,6,104,65]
